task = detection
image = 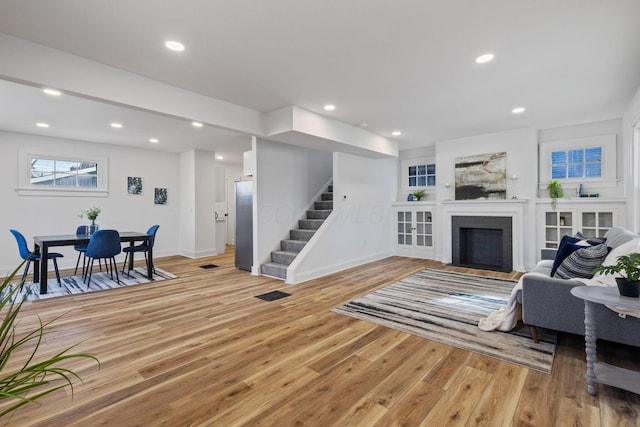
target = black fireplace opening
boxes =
[451,216,512,272]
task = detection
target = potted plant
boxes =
[0,263,99,417]
[79,206,101,234]
[547,179,564,211]
[412,190,426,201]
[595,252,640,297]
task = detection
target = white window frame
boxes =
[539,134,617,191]
[17,149,109,197]
[401,156,437,191]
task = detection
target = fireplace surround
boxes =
[451,215,513,272]
[441,200,526,272]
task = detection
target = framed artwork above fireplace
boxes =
[454,152,507,200]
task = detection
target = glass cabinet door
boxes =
[544,211,573,248]
[581,212,613,238]
[397,211,413,246]
[415,210,433,247]
[394,205,436,259]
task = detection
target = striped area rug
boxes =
[4,267,177,303]
[332,268,557,374]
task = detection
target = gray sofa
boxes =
[518,226,640,347]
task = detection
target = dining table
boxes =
[32,231,152,295]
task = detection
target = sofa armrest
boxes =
[521,274,586,336]
[540,248,557,260]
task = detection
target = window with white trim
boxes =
[539,134,616,191]
[18,150,108,196]
[408,163,436,187]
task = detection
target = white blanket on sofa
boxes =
[478,272,640,332]
[477,272,540,332]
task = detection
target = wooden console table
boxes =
[570,286,640,396]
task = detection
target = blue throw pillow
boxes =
[574,231,606,246]
[550,235,583,277]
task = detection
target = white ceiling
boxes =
[0,79,252,163]
[1,0,639,153]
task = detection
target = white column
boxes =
[179,150,217,258]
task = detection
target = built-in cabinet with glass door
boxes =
[393,202,435,259]
[538,201,624,252]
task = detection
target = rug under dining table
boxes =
[4,267,177,302]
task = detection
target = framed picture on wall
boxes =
[127,176,143,195]
[454,152,507,200]
[154,187,168,205]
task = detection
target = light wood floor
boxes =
[2,248,639,426]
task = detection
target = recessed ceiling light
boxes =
[392,130,402,137]
[511,107,526,114]
[149,138,159,143]
[192,121,203,128]
[42,88,61,96]
[475,53,494,64]
[36,122,49,128]
[165,40,185,52]
[216,155,224,160]
[110,122,123,128]
[324,104,336,111]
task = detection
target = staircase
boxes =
[261,185,333,280]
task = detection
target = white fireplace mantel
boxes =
[442,199,527,271]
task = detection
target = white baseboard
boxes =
[177,249,218,259]
[287,250,393,285]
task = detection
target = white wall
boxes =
[538,118,623,198]
[398,146,437,160]
[623,85,640,231]
[179,152,197,254]
[179,150,218,258]
[435,128,538,203]
[288,152,397,284]
[253,138,333,273]
[397,145,436,202]
[434,128,538,266]
[399,123,628,269]
[195,151,216,255]
[0,131,180,274]
[264,106,398,158]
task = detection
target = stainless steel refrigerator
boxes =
[235,180,253,271]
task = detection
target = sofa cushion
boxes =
[550,235,591,277]
[603,226,639,249]
[531,259,554,276]
[554,243,609,279]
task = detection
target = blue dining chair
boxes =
[73,225,89,276]
[9,229,64,285]
[122,225,159,277]
[84,229,122,287]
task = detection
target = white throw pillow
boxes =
[603,226,639,249]
[593,237,640,279]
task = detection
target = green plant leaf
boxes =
[0,262,99,418]
[594,252,640,281]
